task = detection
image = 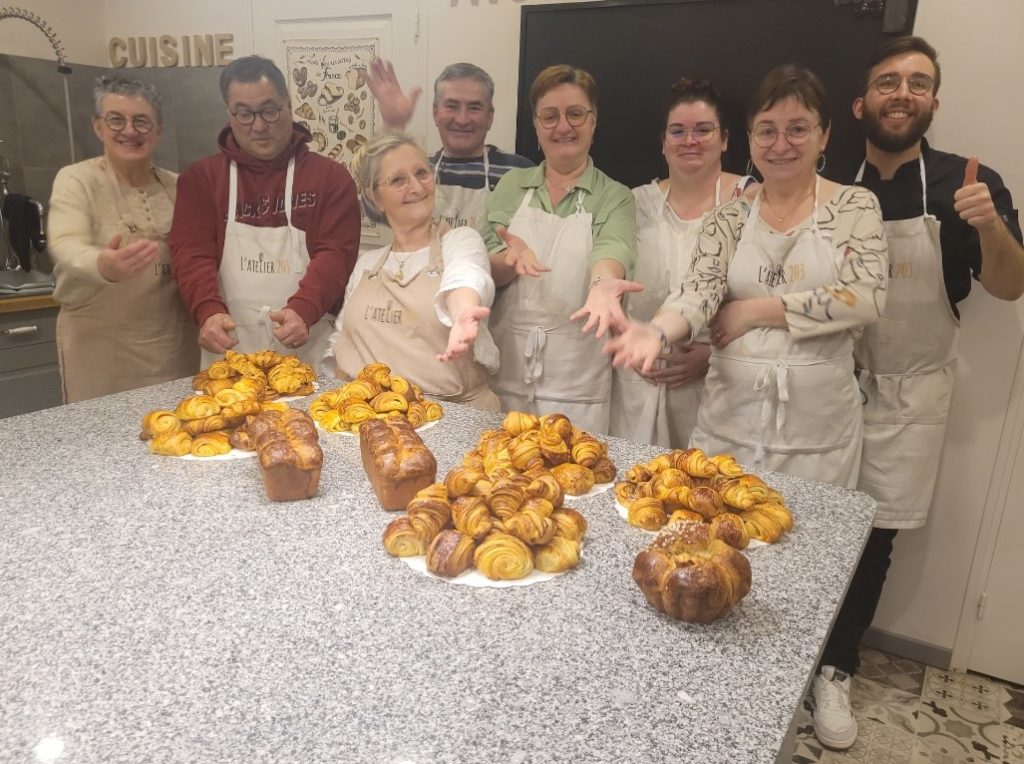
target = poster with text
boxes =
[285,38,380,242]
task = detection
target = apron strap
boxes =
[523,325,547,395]
[753,359,791,462]
[228,161,239,225]
[283,157,296,226]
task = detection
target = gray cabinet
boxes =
[1,304,62,418]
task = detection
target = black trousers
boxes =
[820,527,899,675]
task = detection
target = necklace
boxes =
[390,248,416,281]
[761,186,815,224]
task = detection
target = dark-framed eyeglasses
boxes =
[376,165,434,192]
[535,106,593,129]
[103,112,155,134]
[666,122,719,144]
[751,123,819,148]
[870,73,935,96]
[230,105,285,125]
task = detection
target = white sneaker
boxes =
[811,665,858,750]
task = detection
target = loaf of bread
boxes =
[632,520,752,623]
[359,417,437,510]
[252,409,323,502]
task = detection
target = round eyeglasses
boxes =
[535,106,593,129]
[870,73,935,96]
[666,123,719,144]
[751,123,819,148]
[376,165,434,192]
[230,106,284,126]
[103,112,155,134]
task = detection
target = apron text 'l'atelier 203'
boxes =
[489,187,613,435]
[690,178,864,488]
[854,157,958,529]
[201,158,334,368]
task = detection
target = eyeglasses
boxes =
[535,106,593,129]
[870,73,935,96]
[230,106,285,125]
[751,123,819,148]
[376,165,434,192]
[666,122,719,144]
[103,112,155,134]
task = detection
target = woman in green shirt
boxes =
[480,65,636,434]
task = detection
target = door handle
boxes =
[2,325,38,336]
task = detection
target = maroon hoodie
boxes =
[169,124,360,330]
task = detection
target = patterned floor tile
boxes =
[816,716,916,763]
[923,667,1013,721]
[1004,688,1024,731]
[1000,722,1024,763]
[916,697,1006,762]
[853,674,922,735]
[861,647,928,695]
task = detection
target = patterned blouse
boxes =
[661,184,888,339]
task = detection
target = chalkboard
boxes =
[517,0,917,188]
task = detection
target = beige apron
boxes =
[56,160,199,403]
[334,226,499,410]
[432,150,488,230]
[200,159,334,368]
[610,177,723,447]
[489,188,612,434]
[690,179,863,488]
[855,157,957,529]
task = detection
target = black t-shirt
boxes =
[856,139,1022,312]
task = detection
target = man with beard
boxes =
[365,58,533,230]
[809,36,1024,751]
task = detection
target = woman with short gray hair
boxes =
[48,75,198,402]
[329,132,500,410]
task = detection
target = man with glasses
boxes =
[169,55,360,366]
[365,58,533,230]
[810,35,1024,751]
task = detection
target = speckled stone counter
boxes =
[0,378,876,764]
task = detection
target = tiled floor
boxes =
[792,647,1024,763]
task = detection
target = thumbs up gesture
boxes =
[953,156,998,231]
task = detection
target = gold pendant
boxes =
[395,268,404,281]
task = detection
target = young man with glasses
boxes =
[810,35,1024,752]
[169,55,361,367]
[365,59,533,230]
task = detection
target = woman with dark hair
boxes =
[610,78,753,448]
[604,65,888,486]
[479,65,636,434]
[48,76,198,402]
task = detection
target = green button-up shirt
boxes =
[479,159,636,274]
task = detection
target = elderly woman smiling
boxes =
[330,132,500,410]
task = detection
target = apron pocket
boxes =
[861,365,955,425]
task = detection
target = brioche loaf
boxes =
[359,417,437,510]
[252,409,323,501]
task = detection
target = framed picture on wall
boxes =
[284,38,381,243]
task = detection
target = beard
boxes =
[862,103,935,153]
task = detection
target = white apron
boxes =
[854,158,957,529]
[489,188,612,433]
[610,177,722,447]
[690,179,863,488]
[432,150,489,230]
[201,159,334,367]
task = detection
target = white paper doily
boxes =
[152,447,257,461]
[613,500,767,548]
[398,553,569,587]
[563,481,613,501]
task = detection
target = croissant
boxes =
[521,496,555,519]
[709,512,750,550]
[628,497,668,531]
[406,401,428,428]
[473,532,534,581]
[383,517,430,557]
[192,370,211,389]
[509,432,544,472]
[675,447,718,478]
[659,486,693,510]
[200,377,236,396]
[590,457,617,484]
[550,463,595,496]
[451,496,494,540]
[342,401,377,425]
[538,413,573,441]
[190,431,232,457]
[140,410,181,440]
[414,483,449,502]
[260,400,289,413]
[220,398,263,422]
[425,530,476,577]
[308,397,336,420]
[359,362,392,388]
[625,464,655,484]
[214,387,252,407]
[502,411,539,437]
[503,506,556,546]
[712,476,759,511]
[525,473,563,508]
[533,536,581,573]
[423,401,444,422]
[738,507,786,544]
[652,468,691,496]
[648,453,675,473]
[183,414,234,437]
[750,501,793,533]
[550,508,588,540]
[667,508,705,526]
[406,496,452,539]
[445,465,486,498]
[206,359,234,380]
[247,350,284,369]
[710,453,744,477]
[344,378,380,401]
[387,375,410,396]
[614,480,639,506]
[487,480,526,521]
[148,430,193,457]
[570,436,605,468]
[687,486,726,519]
[232,376,267,399]
[175,395,221,421]
[538,427,570,465]
[737,474,772,502]
[229,426,255,451]
[370,390,408,414]
[318,409,347,432]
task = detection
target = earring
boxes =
[816,153,827,173]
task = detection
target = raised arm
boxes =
[365,57,422,131]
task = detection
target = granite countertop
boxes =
[0,378,876,764]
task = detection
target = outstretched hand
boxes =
[96,233,160,282]
[570,278,644,338]
[365,57,421,129]
[438,305,490,362]
[496,225,551,277]
[602,321,664,375]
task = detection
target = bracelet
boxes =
[649,322,669,350]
